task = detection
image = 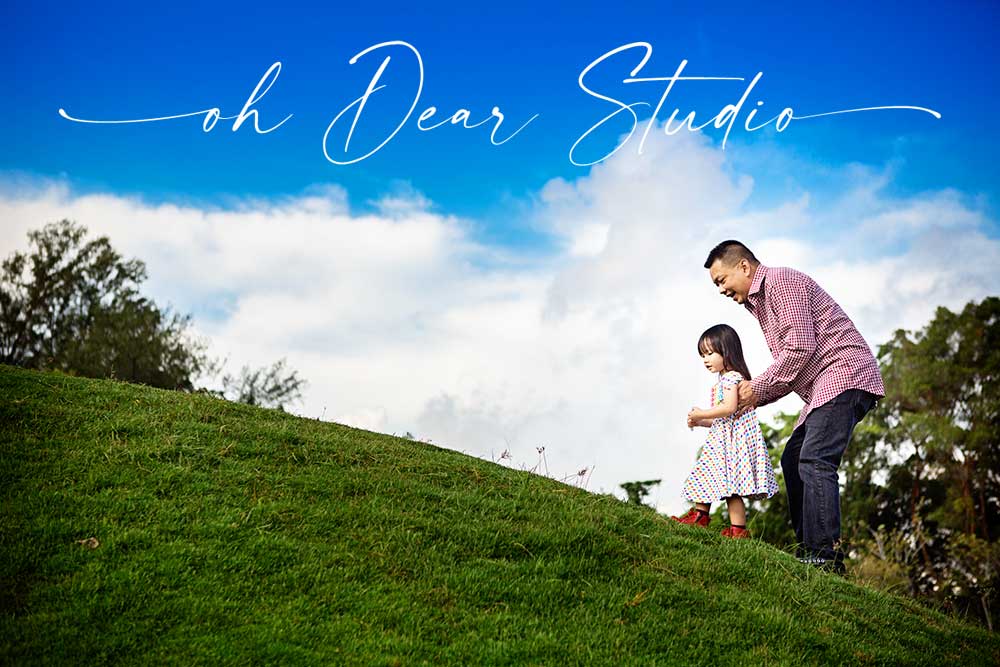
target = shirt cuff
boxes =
[750,376,792,405]
[750,375,789,406]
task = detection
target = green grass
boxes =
[1,364,997,666]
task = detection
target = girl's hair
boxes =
[697,324,752,380]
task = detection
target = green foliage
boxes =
[620,479,661,506]
[2,365,998,664]
[221,357,306,410]
[0,220,212,390]
[867,297,1000,629]
[1,221,307,410]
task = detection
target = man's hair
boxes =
[703,240,759,269]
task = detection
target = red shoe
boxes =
[672,508,710,527]
[721,525,750,539]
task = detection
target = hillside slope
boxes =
[2,365,997,665]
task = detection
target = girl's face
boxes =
[700,346,725,373]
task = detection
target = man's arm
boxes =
[749,273,817,406]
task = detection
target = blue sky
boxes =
[4,2,1000,505]
[4,1,998,232]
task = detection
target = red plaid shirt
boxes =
[745,265,884,428]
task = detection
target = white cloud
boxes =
[1,131,997,517]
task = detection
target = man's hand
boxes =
[737,380,758,412]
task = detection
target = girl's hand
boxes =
[687,407,703,424]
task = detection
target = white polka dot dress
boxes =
[682,370,779,503]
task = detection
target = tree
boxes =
[1,220,211,389]
[221,358,306,410]
[620,479,661,506]
[863,297,1000,628]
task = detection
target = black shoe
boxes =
[797,555,846,575]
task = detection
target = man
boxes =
[704,240,884,574]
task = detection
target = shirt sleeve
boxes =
[750,273,817,405]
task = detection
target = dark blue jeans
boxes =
[781,389,878,563]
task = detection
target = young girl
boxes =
[672,324,778,538]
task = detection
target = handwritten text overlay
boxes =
[57,41,940,167]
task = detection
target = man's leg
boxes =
[780,425,807,551]
[797,390,877,565]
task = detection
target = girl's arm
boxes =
[687,412,714,428]
[689,383,739,421]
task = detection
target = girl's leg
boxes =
[672,502,711,524]
[726,495,746,526]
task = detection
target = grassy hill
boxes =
[2,364,997,665]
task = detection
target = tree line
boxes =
[1,220,305,409]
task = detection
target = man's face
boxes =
[709,258,754,305]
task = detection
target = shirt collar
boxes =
[748,263,767,296]
[744,264,767,312]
